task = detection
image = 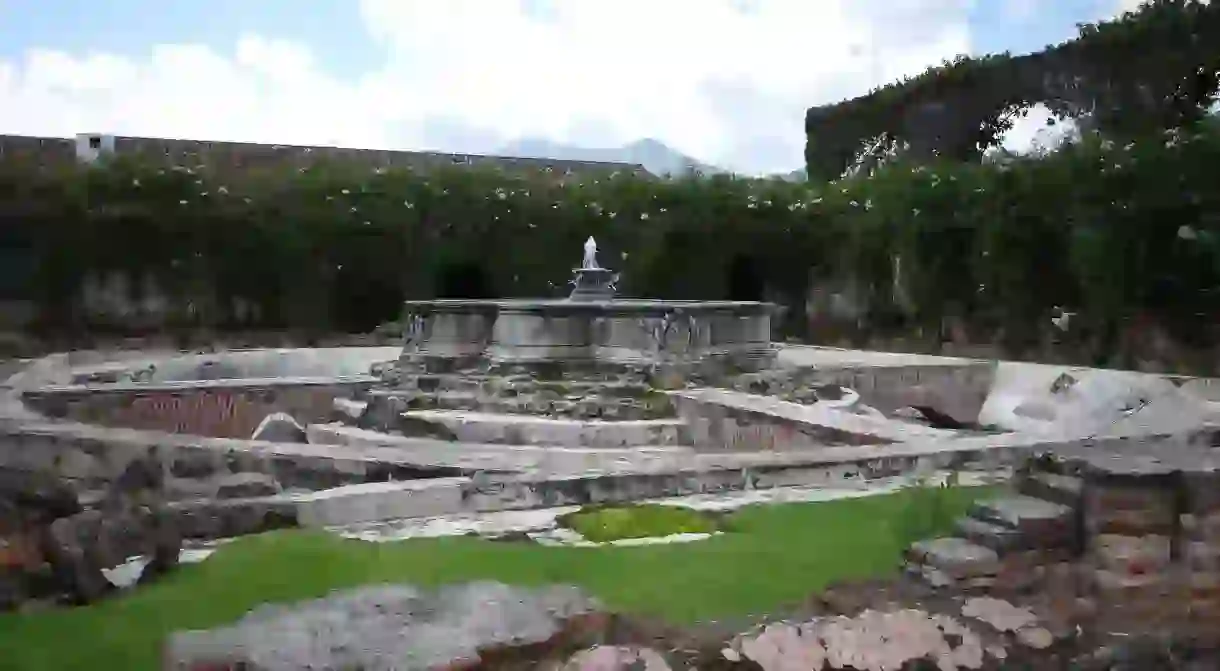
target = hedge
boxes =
[2,124,1219,366]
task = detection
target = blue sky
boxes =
[0,0,1139,173]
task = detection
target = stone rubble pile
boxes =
[1,449,300,612]
[905,439,1220,643]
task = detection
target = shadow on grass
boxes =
[0,485,996,671]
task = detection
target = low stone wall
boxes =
[1068,445,1220,636]
[905,437,1220,640]
[669,388,960,452]
[729,360,996,424]
[0,418,457,496]
[21,377,375,439]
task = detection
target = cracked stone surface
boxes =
[909,537,1000,578]
[164,582,603,671]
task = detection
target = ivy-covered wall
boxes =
[2,123,1220,371]
[804,0,1220,180]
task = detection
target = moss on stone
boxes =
[558,504,722,543]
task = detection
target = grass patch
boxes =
[558,504,721,542]
[0,486,996,671]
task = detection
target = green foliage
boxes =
[558,504,721,542]
[3,120,1220,364]
[891,472,964,549]
[804,0,1220,180]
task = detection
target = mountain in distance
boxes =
[496,137,724,177]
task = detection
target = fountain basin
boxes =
[399,299,776,375]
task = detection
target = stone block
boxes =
[969,495,1074,544]
[214,473,282,500]
[1182,468,1220,513]
[1083,485,1176,515]
[249,412,307,443]
[1183,510,1220,541]
[1183,540,1220,572]
[907,537,999,579]
[954,516,1026,554]
[1090,534,1172,576]
[163,582,605,671]
[1092,568,1177,601]
[1017,472,1083,509]
[1086,508,1177,537]
[293,478,468,527]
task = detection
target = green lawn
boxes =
[559,503,722,542]
[0,486,993,671]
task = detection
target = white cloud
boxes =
[0,0,986,174]
[1001,103,1080,154]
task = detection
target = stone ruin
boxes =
[3,237,1220,668]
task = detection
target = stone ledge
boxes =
[670,387,962,451]
[399,409,688,447]
[25,375,377,395]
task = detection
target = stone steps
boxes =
[906,485,1078,591]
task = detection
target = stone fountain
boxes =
[385,237,777,419]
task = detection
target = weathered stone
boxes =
[955,516,1026,554]
[169,498,297,540]
[960,596,1038,633]
[969,496,1074,546]
[558,646,672,670]
[1181,468,1220,513]
[38,503,182,604]
[214,473,282,500]
[1078,453,1179,486]
[331,397,369,423]
[1084,484,1176,515]
[169,450,223,480]
[164,582,605,671]
[731,609,989,671]
[0,471,82,523]
[1182,511,1220,541]
[1017,472,1083,509]
[1086,507,1176,537]
[250,412,307,443]
[1183,540,1220,572]
[108,447,166,504]
[908,537,999,579]
[1091,534,1172,576]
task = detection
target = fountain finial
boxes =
[581,236,600,270]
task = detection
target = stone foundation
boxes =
[22,377,375,439]
[907,438,1220,640]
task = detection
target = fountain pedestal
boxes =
[568,267,618,301]
[389,237,777,417]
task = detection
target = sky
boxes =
[0,0,1148,175]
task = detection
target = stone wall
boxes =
[911,440,1220,639]
[669,388,960,452]
[1074,447,1220,637]
[729,361,996,425]
[21,378,374,439]
[0,418,454,497]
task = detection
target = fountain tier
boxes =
[397,298,775,376]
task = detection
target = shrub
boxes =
[1,121,1219,366]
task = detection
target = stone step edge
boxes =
[1016,472,1084,508]
[968,495,1074,530]
[399,410,686,428]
